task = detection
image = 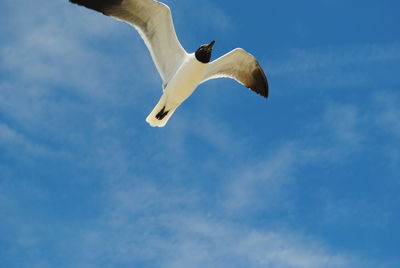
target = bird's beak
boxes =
[207,40,216,49]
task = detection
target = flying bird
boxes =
[69,0,269,127]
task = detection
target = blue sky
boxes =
[1,0,399,267]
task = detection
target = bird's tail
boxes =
[146,95,177,128]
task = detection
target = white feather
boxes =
[146,54,207,127]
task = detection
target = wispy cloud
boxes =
[0,123,48,156]
[223,145,296,213]
[69,178,377,268]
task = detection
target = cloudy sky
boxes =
[1,0,399,267]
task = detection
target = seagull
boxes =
[69,0,269,127]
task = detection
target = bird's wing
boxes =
[202,48,269,98]
[70,0,187,85]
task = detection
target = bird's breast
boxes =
[164,56,207,105]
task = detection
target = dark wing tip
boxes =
[69,0,122,13]
[248,64,269,98]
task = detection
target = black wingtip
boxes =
[69,0,122,13]
[264,75,269,99]
[250,65,269,99]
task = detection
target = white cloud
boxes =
[223,145,296,213]
[0,122,48,156]
[74,198,371,268]
[57,137,384,268]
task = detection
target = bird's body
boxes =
[69,0,269,127]
[147,53,207,127]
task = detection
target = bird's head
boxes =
[195,40,216,63]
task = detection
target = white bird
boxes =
[69,0,269,127]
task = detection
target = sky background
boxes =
[1,0,399,267]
